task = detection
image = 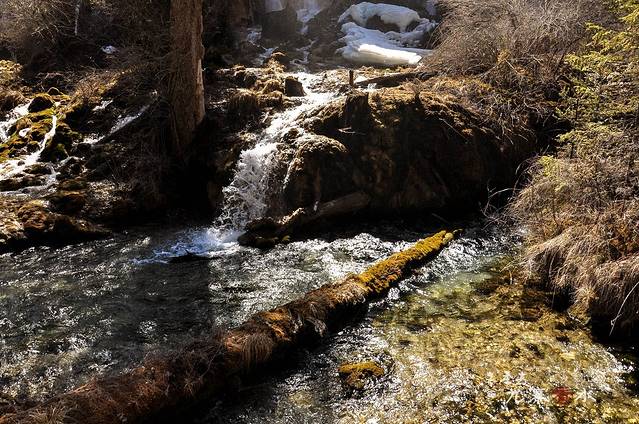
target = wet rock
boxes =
[40,122,81,162]
[284,77,305,97]
[269,51,290,66]
[14,199,108,246]
[58,178,88,191]
[28,93,54,113]
[0,175,45,191]
[283,135,356,210]
[48,191,87,215]
[338,361,385,390]
[0,89,25,113]
[24,163,52,176]
[262,5,300,41]
[57,157,84,180]
[282,86,537,219]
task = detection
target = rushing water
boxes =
[1,221,638,422]
[201,234,639,423]
[169,72,336,256]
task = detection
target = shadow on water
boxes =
[0,219,455,402]
[1,220,638,424]
[0,227,219,401]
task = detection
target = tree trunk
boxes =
[168,0,205,157]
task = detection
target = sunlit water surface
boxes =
[0,223,637,423]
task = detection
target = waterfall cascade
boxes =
[170,72,335,256]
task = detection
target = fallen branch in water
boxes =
[239,192,371,248]
[0,230,459,424]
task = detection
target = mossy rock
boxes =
[28,94,55,113]
[48,190,87,215]
[63,99,91,126]
[0,115,55,162]
[40,122,81,162]
[9,108,55,135]
[338,361,385,390]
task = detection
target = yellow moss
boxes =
[338,361,385,390]
[355,231,457,295]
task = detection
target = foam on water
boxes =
[163,72,336,257]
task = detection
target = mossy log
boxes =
[0,230,459,424]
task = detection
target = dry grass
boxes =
[0,0,169,73]
[510,127,639,332]
[429,0,607,93]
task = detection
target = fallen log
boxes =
[0,230,459,424]
[354,71,436,88]
[238,192,371,248]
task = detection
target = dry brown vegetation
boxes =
[509,1,639,334]
[0,0,170,69]
[430,0,607,92]
[510,128,639,332]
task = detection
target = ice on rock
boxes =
[339,2,421,32]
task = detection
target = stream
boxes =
[1,222,638,421]
[1,8,639,420]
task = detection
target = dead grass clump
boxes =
[427,76,539,143]
[510,127,639,332]
[228,89,260,118]
[429,0,607,93]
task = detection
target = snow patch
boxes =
[336,3,437,66]
[338,21,435,66]
[339,2,421,32]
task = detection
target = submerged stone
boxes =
[338,361,385,390]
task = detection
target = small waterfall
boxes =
[0,102,30,144]
[169,72,335,256]
[0,114,58,191]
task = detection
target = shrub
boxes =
[0,0,169,72]
[510,1,639,334]
[429,0,608,92]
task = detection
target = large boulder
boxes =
[277,86,537,218]
[262,4,300,40]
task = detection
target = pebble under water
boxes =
[0,222,638,422]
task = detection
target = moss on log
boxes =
[0,230,459,424]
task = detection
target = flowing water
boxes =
[166,72,336,256]
[1,11,638,417]
[1,222,638,422]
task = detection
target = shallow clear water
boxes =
[0,221,437,402]
[199,232,639,424]
[1,222,638,423]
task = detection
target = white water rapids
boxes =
[0,103,59,191]
[165,72,335,257]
